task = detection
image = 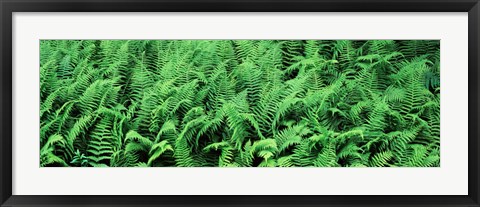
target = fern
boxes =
[40,40,440,167]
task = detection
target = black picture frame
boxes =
[1,0,479,206]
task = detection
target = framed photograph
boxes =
[1,0,479,206]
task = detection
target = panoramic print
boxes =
[40,40,440,167]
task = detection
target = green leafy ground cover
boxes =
[40,40,440,167]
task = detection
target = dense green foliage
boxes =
[40,40,440,167]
